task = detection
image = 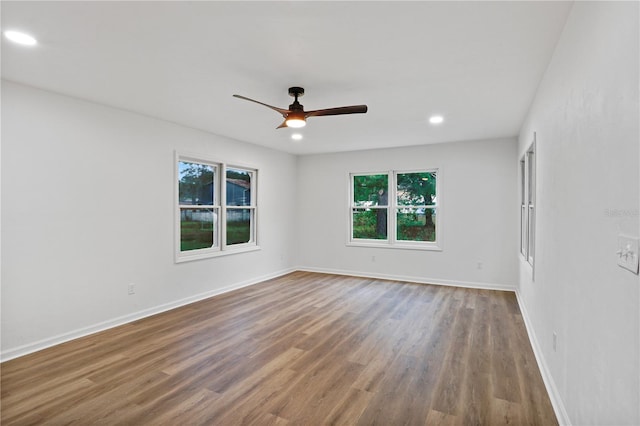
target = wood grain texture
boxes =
[1,271,557,425]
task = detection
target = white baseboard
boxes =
[296,265,516,292]
[515,290,571,426]
[0,267,296,362]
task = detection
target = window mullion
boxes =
[179,204,215,209]
[250,208,256,244]
[220,163,227,249]
[389,170,396,245]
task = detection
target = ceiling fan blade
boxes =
[305,105,368,118]
[233,94,289,116]
[276,120,288,129]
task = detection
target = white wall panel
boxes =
[296,138,518,289]
[1,81,298,359]
[517,2,640,424]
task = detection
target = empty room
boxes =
[1,1,638,425]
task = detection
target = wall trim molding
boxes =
[296,265,517,292]
[0,267,297,362]
[515,290,571,426]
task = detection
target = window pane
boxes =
[528,206,535,262]
[180,208,216,251]
[527,151,535,203]
[520,160,526,203]
[352,208,387,240]
[397,172,436,206]
[397,208,436,242]
[521,205,527,256]
[227,208,252,245]
[227,168,252,206]
[353,174,388,206]
[179,161,215,205]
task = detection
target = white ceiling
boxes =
[1,1,573,155]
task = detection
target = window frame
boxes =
[348,168,441,251]
[349,171,390,243]
[224,166,258,249]
[520,134,536,269]
[175,152,259,263]
[520,158,527,256]
[526,144,535,266]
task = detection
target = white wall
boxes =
[517,2,640,425]
[1,81,298,360]
[296,138,518,289]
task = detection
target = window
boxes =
[520,158,527,256]
[178,159,218,253]
[351,173,389,240]
[225,167,256,246]
[527,145,535,265]
[520,135,535,266]
[349,169,440,250]
[176,153,258,262]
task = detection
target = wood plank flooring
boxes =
[1,271,557,425]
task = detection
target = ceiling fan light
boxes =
[286,118,306,128]
[285,110,306,128]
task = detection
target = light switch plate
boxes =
[617,235,639,274]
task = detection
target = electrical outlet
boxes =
[553,332,557,352]
[128,283,135,295]
[371,255,376,263]
[616,235,639,274]
[477,262,483,270]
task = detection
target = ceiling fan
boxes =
[233,87,367,129]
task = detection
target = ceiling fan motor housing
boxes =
[288,87,305,98]
[288,87,305,110]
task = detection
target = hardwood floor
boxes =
[1,272,557,425]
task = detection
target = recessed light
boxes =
[429,115,444,125]
[291,133,303,141]
[4,30,37,46]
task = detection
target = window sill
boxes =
[346,241,442,252]
[519,253,534,266]
[519,254,535,281]
[175,245,261,263]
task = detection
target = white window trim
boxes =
[347,168,442,251]
[175,151,260,263]
[520,158,527,257]
[223,164,258,250]
[520,134,536,272]
[526,144,535,266]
